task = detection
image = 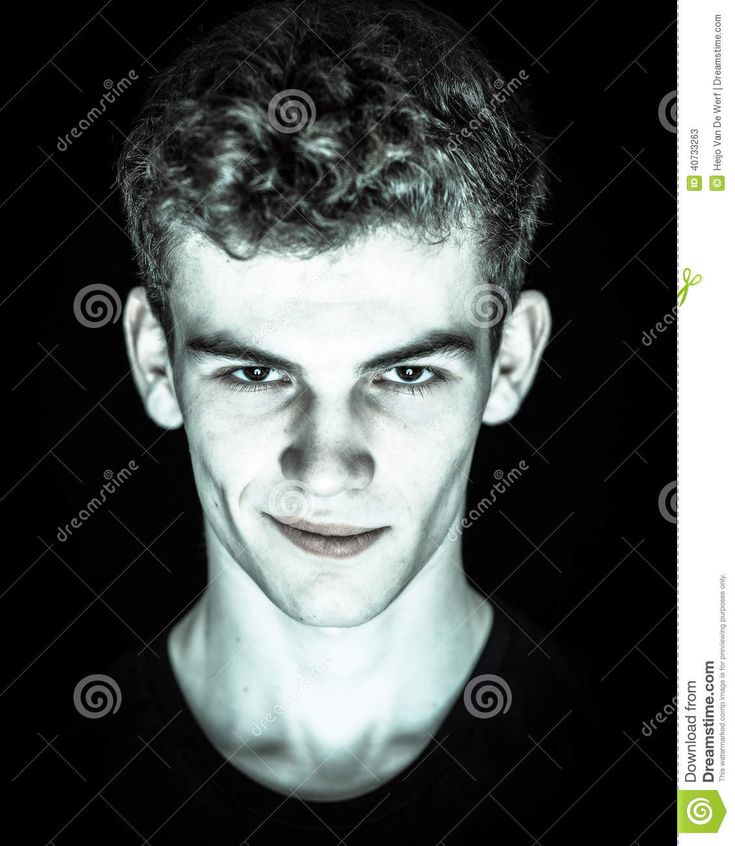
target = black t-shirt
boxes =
[25,602,634,844]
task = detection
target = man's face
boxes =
[165,228,495,627]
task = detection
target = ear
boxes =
[123,287,183,429]
[481,289,551,425]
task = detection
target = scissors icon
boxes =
[677,267,702,307]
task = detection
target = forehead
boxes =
[168,228,484,351]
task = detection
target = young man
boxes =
[37,0,627,842]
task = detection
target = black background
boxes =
[2,1,675,842]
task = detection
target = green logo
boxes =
[677,268,702,307]
[678,790,727,832]
[709,175,725,191]
[687,175,702,191]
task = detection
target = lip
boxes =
[266,514,389,559]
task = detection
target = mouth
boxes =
[266,514,389,559]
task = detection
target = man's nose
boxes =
[278,395,375,498]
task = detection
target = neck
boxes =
[170,519,492,764]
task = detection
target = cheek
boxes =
[386,409,475,480]
[190,428,268,498]
[180,389,276,498]
[180,374,269,442]
[381,417,475,524]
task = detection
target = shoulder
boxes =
[486,600,622,758]
[61,640,162,770]
[456,601,629,836]
[14,639,171,844]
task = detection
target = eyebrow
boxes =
[185,329,477,377]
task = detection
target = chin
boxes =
[280,589,391,628]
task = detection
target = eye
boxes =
[231,366,284,383]
[219,366,291,392]
[375,365,447,396]
[381,365,434,385]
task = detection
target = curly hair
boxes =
[117,0,548,354]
